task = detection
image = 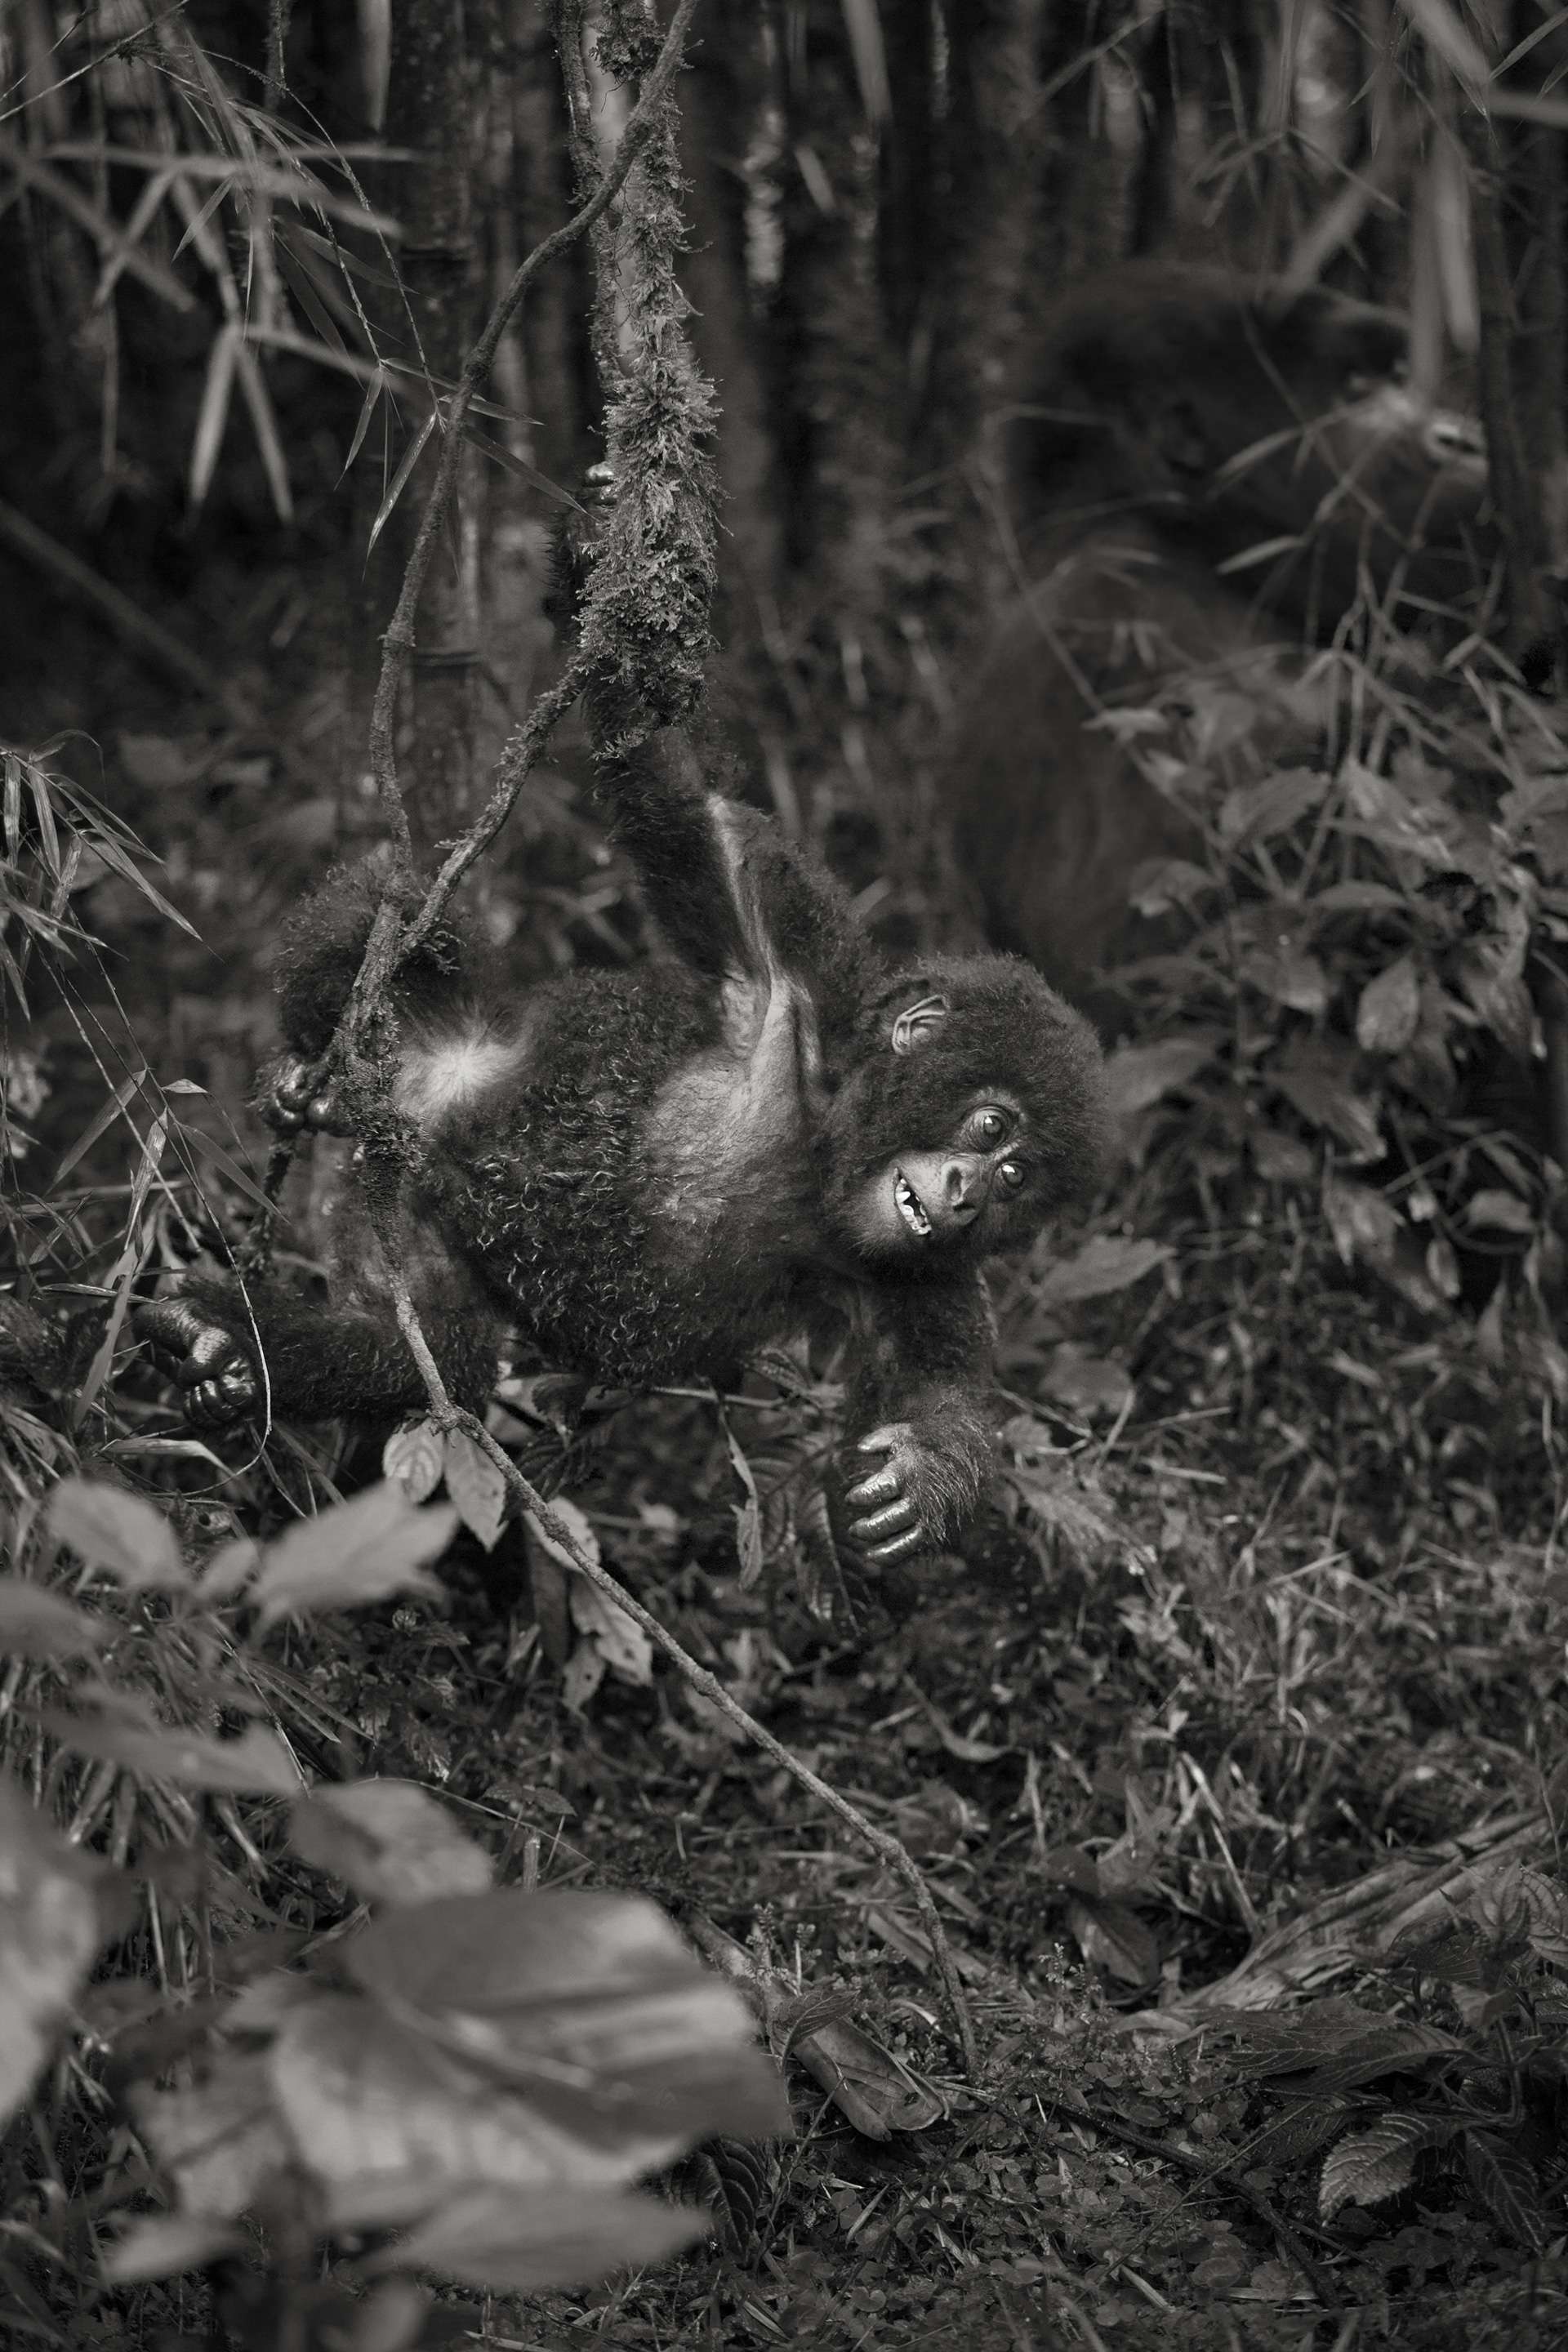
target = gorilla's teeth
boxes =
[895,1173,930,1236]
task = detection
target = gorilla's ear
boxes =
[891,994,951,1054]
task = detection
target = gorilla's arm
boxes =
[595,733,875,1025]
[842,1272,1000,1565]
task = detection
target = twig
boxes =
[1043,2091,1341,2313]
[305,0,703,1077]
[474,1404,980,2074]
[363,0,702,849]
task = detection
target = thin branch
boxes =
[364,1200,978,2070]
[364,0,702,843]
[466,1401,980,2073]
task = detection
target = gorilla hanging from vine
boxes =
[140,706,1107,1566]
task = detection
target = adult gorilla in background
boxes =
[942,263,1496,998]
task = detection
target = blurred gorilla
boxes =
[941,262,1495,996]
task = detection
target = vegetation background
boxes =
[4,2,1568,2348]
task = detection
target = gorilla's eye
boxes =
[972,1106,1010,1147]
[997,1159,1027,1193]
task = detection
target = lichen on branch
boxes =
[564,0,719,737]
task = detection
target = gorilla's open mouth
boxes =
[894,1170,931,1238]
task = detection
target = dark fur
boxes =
[140,729,1107,1561]
[942,263,1496,991]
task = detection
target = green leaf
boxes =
[38,1708,302,1796]
[269,1994,694,2211]
[0,1775,115,2121]
[100,2212,244,2284]
[443,1427,509,1551]
[1463,2129,1551,2249]
[1319,2113,1450,2219]
[198,1537,261,1603]
[1294,2021,1463,2096]
[569,1574,653,1687]
[524,1496,599,1574]
[1065,1893,1160,1988]
[724,1423,764,1590]
[1463,1188,1537,1235]
[1244,2096,1355,2171]
[290,1781,493,1907]
[370,2184,710,2292]
[252,1483,457,1629]
[1126,857,1214,915]
[1029,1232,1169,1307]
[1272,1054,1383,1159]
[46,1476,188,1592]
[134,2054,288,2220]
[384,1419,444,1505]
[1356,956,1422,1054]
[343,1890,790,2148]
[0,1579,102,1660]
[1102,1035,1216,1118]
[1217,768,1328,846]
[1241,943,1330,1015]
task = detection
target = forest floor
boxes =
[7,706,1568,2352]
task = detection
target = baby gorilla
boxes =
[140,730,1106,1564]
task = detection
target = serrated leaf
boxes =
[443,1428,508,1551]
[384,1419,445,1505]
[46,1476,188,1591]
[1213,1998,1402,2073]
[1294,2020,1463,2096]
[38,1708,301,1797]
[368,2183,709,2292]
[1463,2129,1550,2248]
[1245,2096,1355,2171]
[1477,1862,1568,1963]
[1388,1917,1495,1988]
[1356,956,1422,1054]
[290,1780,494,1906]
[1319,2114,1441,2219]
[252,1484,457,1629]
[0,1775,114,2119]
[0,1579,102,1660]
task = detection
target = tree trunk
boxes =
[384,0,482,857]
